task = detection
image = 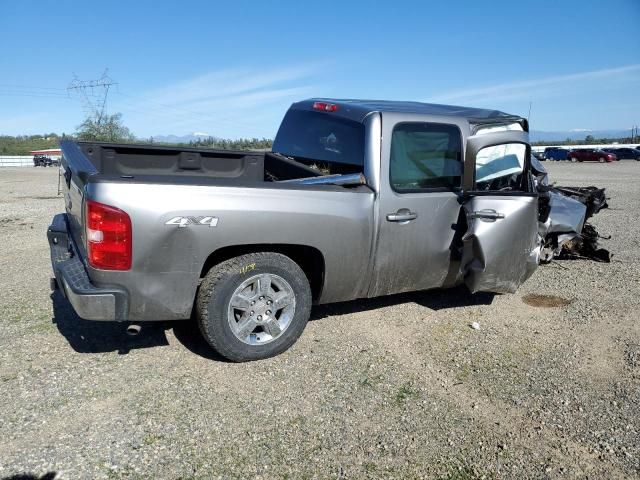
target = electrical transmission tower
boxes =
[67,69,118,123]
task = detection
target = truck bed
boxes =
[70,141,326,183]
[56,139,377,321]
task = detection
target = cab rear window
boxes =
[273,110,365,166]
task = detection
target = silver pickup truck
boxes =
[48,98,542,361]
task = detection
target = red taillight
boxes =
[312,101,338,112]
[85,200,132,270]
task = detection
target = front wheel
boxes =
[196,252,312,362]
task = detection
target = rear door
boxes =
[460,131,539,293]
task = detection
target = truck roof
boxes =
[292,98,527,129]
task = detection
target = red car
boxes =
[568,149,617,163]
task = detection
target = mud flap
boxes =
[461,196,539,293]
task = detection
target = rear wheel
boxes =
[196,252,312,362]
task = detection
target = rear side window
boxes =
[390,122,462,192]
[273,110,365,166]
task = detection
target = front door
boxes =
[460,131,540,293]
[369,119,466,297]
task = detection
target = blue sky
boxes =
[1,0,639,138]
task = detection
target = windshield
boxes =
[273,110,365,166]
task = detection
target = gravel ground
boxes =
[0,162,638,480]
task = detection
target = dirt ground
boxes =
[0,162,638,479]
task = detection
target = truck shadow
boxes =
[51,290,228,360]
[310,285,494,321]
[170,286,494,361]
[51,290,170,355]
[2,473,57,480]
[51,286,493,360]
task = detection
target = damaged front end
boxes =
[532,156,611,263]
[454,133,610,296]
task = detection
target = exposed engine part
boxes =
[556,224,611,263]
[532,156,611,264]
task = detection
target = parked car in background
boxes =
[532,150,546,161]
[543,147,570,161]
[33,155,53,167]
[602,148,621,160]
[568,148,617,163]
[609,147,640,161]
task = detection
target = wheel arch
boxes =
[200,244,326,302]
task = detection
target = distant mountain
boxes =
[150,132,216,144]
[530,129,633,143]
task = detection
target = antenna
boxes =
[67,69,118,124]
[527,101,532,122]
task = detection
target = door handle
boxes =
[469,209,505,221]
[386,209,418,223]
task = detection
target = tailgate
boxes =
[59,141,99,259]
[61,161,86,258]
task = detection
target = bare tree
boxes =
[76,113,135,142]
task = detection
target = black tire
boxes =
[196,252,312,362]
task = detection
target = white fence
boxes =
[532,143,639,152]
[0,156,34,167]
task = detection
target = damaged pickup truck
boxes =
[49,98,588,361]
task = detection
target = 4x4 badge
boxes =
[165,216,219,228]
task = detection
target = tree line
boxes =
[177,137,273,150]
[8,112,631,155]
[0,112,273,155]
[531,134,638,146]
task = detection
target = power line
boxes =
[0,83,71,98]
[0,91,71,99]
[114,90,264,131]
[0,77,270,135]
[0,83,67,91]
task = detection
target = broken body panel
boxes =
[462,196,539,293]
[532,158,610,262]
[459,130,540,293]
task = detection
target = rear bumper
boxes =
[48,213,129,321]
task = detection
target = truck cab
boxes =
[274,99,539,295]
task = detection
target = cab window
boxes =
[390,122,462,192]
[273,110,365,166]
